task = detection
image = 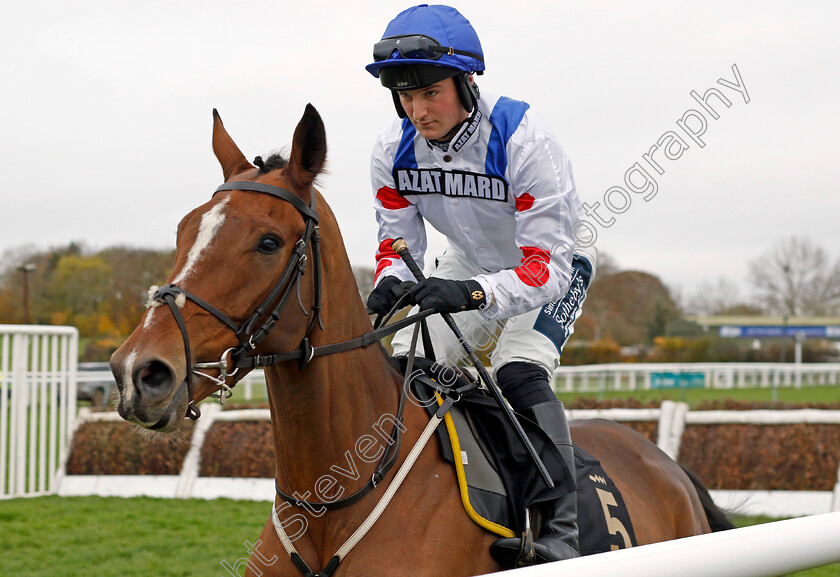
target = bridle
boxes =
[148,178,469,576]
[150,180,323,420]
[149,179,434,421]
[150,176,442,521]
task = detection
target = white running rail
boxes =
[482,511,840,577]
[554,362,840,393]
[0,325,78,498]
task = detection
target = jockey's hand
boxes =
[367,276,416,316]
[409,278,487,313]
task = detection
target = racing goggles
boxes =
[373,34,483,64]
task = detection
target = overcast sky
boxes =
[2,1,837,301]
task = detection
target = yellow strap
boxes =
[436,393,515,538]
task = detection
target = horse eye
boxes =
[257,236,281,254]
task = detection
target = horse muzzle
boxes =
[110,353,191,433]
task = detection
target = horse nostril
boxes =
[136,360,174,394]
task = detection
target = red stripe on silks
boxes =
[374,238,400,281]
[376,186,410,210]
[515,193,535,212]
[515,246,551,287]
[374,259,392,281]
[375,238,400,261]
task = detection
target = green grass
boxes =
[560,384,840,408]
[228,382,840,410]
[4,381,838,574]
[0,496,268,577]
[1,496,838,576]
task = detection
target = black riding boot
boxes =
[491,399,580,566]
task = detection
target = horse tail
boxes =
[680,465,736,532]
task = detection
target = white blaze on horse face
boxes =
[173,198,230,285]
[122,349,138,402]
[142,199,228,330]
[143,285,160,329]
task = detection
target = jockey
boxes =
[364,4,596,566]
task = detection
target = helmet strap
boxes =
[454,72,479,114]
[392,90,408,119]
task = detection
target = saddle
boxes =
[401,357,638,556]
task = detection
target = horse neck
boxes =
[266,206,403,493]
[266,350,400,488]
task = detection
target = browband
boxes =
[214,181,319,223]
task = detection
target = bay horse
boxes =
[110,105,730,576]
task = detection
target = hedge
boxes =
[66,420,195,475]
[65,401,840,491]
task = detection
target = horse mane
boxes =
[254,153,289,174]
[255,150,328,187]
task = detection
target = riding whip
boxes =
[391,238,554,488]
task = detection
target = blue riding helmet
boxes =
[366,4,484,117]
[365,4,485,79]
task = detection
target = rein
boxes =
[271,323,477,577]
[150,178,455,576]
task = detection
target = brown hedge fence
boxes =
[66,420,196,475]
[199,420,275,478]
[65,401,840,492]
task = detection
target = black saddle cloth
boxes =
[402,357,573,529]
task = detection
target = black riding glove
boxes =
[366,275,416,316]
[409,278,487,313]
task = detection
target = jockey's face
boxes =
[398,77,469,141]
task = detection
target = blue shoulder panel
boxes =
[393,118,418,170]
[486,97,530,178]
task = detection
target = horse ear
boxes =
[287,104,327,190]
[212,109,255,181]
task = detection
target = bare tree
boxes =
[749,236,840,317]
[686,277,743,316]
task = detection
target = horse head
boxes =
[110,105,330,432]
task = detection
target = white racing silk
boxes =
[370,92,592,320]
